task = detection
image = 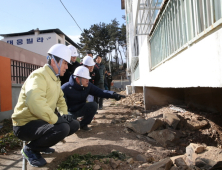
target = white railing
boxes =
[150,0,222,68]
[136,0,163,35]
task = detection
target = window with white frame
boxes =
[150,0,222,68]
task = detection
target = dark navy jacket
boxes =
[61,75,114,112]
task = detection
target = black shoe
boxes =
[99,107,103,110]
[40,147,55,154]
[21,147,46,167]
[80,125,92,131]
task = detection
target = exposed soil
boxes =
[0,93,221,169]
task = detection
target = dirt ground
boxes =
[0,95,222,170]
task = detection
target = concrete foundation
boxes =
[134,86,143,93]
[184,88,222,112]
[137,86,222,113]
[144,87,184,110]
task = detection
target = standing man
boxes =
[107,71,113,90]
[12,44,79,167]
[83,55,100,85]
[82,55,97,102]
[104,70,109,90]
[94,55,105,109]
[60,45,80,85]
[87,51,93,57]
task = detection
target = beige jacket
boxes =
[12,64,68,126]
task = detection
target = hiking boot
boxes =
[80,125,92,131]
[40,147,55,154]
[21,147,46,167]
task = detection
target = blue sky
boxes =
[0,0,125,43]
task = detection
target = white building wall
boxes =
[131,35,150,86]
[2,32,58,57]
[128,0,222,88]
[132,26,222,88]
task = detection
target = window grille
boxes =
[150,0,222,68]
[11,60,41,84]
[136,0,163,35]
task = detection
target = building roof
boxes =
[0,28,80,49]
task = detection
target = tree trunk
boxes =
[109,52,111,72]
[118,48,124,66]
[115,48,118,69]
[121,45,126,59]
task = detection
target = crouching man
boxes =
[61,66,125,131]
[11,44,79,167]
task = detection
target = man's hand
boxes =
[63,114,73,122]
[113,93,126,101]
[55,116,69,125]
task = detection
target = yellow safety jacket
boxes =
[12,64,68,126]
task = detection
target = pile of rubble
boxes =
[117,92,144,107]
[111,91,222,169]
[121,105,222,169]
[122,143,222,170]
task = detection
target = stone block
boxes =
[163,113,180,129]
[125,118,163,134]
[148,129,180,147]
[147,158,173,170]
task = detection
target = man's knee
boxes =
[57,123,70,138]
[87,102,98,112]
[69,120,80,135]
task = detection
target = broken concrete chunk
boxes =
[195,158,216,170]
[186,119,208,130]
[125,118,163,134]
[195,145,205,154]
[110,158,121,169]
[147,158,173,170]
[139,163,151,168]
[163,113,180,129]
[174,157,187,167]
[136,154,147,162]
[186,144,222,169]
[185,143,206,165]
[186,143,199,166]
[148,129,180,147]
[170,155,186,165]
[126,158,134,164]
[169,105,186,112]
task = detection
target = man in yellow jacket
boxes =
[11,44,80,167]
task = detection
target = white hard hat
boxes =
[73,66,91,79]
[83,56,95,66]
[48,44,71,63]
[67,45,78,57]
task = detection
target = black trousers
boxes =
[13,118,79,152]
[96,83,104,108]
[69,102,97,127]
